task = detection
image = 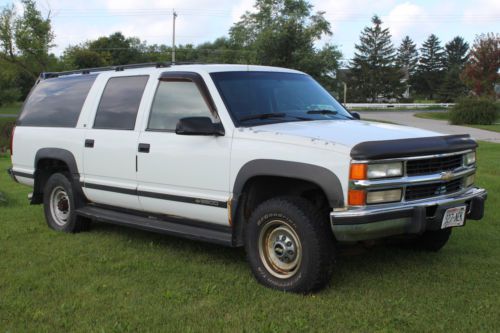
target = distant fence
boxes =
[346,103,455,109]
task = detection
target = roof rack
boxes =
[40,61,202,79]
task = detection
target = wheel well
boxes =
[31,158,70,204]
[232,176,331,246]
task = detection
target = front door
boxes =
[136,73,231,226]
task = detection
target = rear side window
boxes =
[93,76,149,130]
[17,74,97,127]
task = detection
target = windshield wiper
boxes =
[306,109,338,115]
[306,109,354,120]
[240,113,287,122]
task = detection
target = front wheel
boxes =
[244,197,335,293]
[43,173,90,233]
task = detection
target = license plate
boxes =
[441,206,466,229]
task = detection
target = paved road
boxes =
[360,110,500,143]
[0,114,17,118]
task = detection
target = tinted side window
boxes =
[17,74,97,127]
[93,76,149,130]
[148,81,214,131]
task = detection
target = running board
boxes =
[76,206,233,246]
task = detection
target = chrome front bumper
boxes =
[330,187,487,242]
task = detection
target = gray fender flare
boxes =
[32,148,85,204]
[230,159,344,245]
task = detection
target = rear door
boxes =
[82,75,149,211]
[136,72,231,226]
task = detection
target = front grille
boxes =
[406,154,464,176]
[405,178,463,201]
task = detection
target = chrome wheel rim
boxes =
[50,186,70,226]
[258,220,302,279]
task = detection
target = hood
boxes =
[238,120,443,149]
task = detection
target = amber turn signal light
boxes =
[349,163,367,180]
[348,189,366,206]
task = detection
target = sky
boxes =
[1,0,499,66]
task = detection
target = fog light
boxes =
[366,189,402,204]
[465,174,475,187]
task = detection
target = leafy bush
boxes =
[0,118,15,153]
[450,98,499,125]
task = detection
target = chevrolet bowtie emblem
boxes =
[440,171,454,181]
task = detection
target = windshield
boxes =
[210,71,354,127]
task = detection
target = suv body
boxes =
[9,64,487,292]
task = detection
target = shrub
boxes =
[449,97,499,125]
[0,119,15,153]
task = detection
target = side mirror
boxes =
[351,112,361,120]
[175,117,225,136]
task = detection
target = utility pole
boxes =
[172,9,177,63]
[342,82,347,105]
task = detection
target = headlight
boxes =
[367,162,403,179]
[464,151,476,165]
[366,189,402,204]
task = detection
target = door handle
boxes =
[85,139,94,148]
[138,143,150,153]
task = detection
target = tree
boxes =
[0,61,20,106]
[348,15,404,102]
[397,36,418,76]
[396,36,418,98]
[439,36,469,101]
[414,34,445,99]
[87,32,147,65]
[461,33,500,97]
[229,0,342,87]
[0,0,54,80]
[444,36,469,68]
[62,46,107,69]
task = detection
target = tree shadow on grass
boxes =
[88,221,447,291]
[89,221,247,264]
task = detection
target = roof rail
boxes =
[40,61,202,79]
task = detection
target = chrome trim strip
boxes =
[351,149,473,164]
[331,187,486,219]
[350,166,475,189]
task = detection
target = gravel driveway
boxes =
[360,111,500,143]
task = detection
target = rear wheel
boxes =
[244,196,335,293]
[43,173,90,233]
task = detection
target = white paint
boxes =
[11,64,455,227]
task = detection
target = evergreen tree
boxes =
[445,36,469,68]
[397,36,418,76]
[439,36,469,101]
[348,15,404,102]
[414,34,445,99]
[396,36,418,98]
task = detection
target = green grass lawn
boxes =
[414,112,500,133]
[0,102,21,115]
[1,143,500,332]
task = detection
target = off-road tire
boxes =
[244,196,335,293]
[43,173,90,233]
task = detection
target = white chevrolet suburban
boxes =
[8,63,487,293]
